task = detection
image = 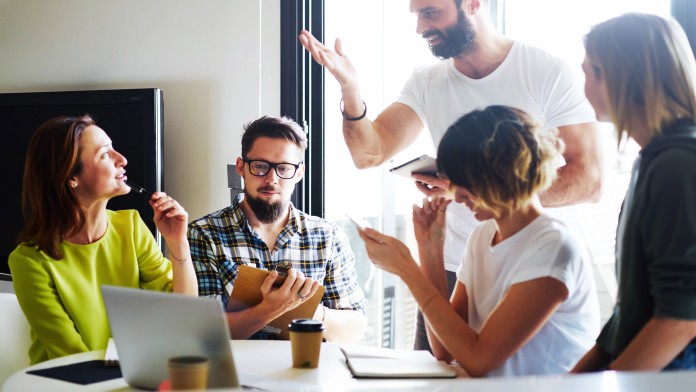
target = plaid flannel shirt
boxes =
[188,194,367,326]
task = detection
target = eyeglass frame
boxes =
[241,158,303,179]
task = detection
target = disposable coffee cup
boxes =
[167,355,210,390]
[289,318,325,369]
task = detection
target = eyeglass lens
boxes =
[248,161,297,179]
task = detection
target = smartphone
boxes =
[388,154,438,178]
[346,213,371,231]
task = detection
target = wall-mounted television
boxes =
[0,89,164,279]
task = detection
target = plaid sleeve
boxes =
[322,227,367,315]
[188,221,224,303]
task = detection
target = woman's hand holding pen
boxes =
[150,192,189,244]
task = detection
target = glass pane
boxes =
[324,0,436,348]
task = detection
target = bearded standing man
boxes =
[300,0,602,351]
[188,116,367,343]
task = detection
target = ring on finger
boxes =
[297,291,307,300]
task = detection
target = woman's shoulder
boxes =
[8,243,52,272]
[521,215,583,256]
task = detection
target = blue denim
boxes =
[664,343,696,371]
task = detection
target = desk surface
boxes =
[4,340,696,391]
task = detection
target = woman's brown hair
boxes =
[16,115,95,259]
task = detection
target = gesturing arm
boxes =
[299,30,423,168]
[359,227,568,377]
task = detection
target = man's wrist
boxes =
[340,99,367,121]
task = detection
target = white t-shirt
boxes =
[396,41,596,271]
[456,214,600,377]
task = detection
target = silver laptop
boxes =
[101,285,239,390]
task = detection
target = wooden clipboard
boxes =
[227,265,325,340]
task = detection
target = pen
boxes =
[124,179,153,197]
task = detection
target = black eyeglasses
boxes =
[242,159,303,179]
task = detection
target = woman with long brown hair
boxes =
[573,13,696,372]
[10,115,197,364]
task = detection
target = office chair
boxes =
[0,293,31,385]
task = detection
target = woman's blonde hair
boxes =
[584,13,696,140]
[437,105,564,218]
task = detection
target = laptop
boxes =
[101,285,239,390]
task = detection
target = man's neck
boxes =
[239,199,291,251]
[451,32,514,79]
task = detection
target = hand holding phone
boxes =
[346,213,371,231]
[389,155,437,179]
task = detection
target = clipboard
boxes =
[227,265,325,340]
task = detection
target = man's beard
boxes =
[245,190,287,224]
[425,9,477,59]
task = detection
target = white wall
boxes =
[0,0,280,221]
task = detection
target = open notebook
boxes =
[340,345,457,379]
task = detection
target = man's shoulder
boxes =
[189,205,238,229]
[407,60,451,80]
[512,40,561,63]
[291,209,345,237]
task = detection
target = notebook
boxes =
[101,285,239,390]
[227,265,325,340]
[340,345,457,379]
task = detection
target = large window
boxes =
[283,0,687,349]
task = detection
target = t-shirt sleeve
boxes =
[9,248,89,362]
[395,66,430,128]
[535,58,596,129]
[510,232,579,294]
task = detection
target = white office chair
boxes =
[0,293,31,386]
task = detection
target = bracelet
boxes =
[169,251,190,264]
[340,99,367,121]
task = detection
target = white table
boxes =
[4,340,696,391]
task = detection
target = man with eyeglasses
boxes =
[188,115,367,343]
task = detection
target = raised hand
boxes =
[299,30,359,92]
[413,197,451,248]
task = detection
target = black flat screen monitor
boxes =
[0,89,164,279]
